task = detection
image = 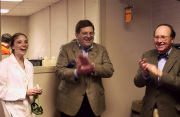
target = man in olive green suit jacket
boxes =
[55,20,114,117]
[134,24,180,117]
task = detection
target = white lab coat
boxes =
[0,54,35,117]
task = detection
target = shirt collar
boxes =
[77,40,93,52]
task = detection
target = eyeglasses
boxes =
[81,32,95,36]
[153,35,171,41]
[31,95,43,115]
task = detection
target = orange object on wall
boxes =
[125,9,132,22]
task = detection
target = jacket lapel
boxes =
[148,50,158,66]
[163,48,179,73]
[148,50,159,83]
[88,43,98,62]
[73,40,82,59]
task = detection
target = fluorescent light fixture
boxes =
[0,9,9,13]
[0,0,23,1]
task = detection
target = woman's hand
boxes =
[26,88,43,96]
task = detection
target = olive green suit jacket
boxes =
[134,47,180,117]
[55,39,114,116]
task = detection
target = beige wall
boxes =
[28,7,51,59]
[1,16,28,58]
[101,0,153,117]
[152,0,180,43]
[33,71,60,117]
[27,0,100,60]
[1,16,28,36]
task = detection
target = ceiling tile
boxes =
[1,0,61,16]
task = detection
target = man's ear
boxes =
[171,37,175,44]
[75,33,78,38]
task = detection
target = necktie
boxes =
[158,53,169,60]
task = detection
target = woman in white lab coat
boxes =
[0,33,42,117]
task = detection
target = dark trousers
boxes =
[61,94,100,117]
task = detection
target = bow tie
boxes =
[158,53,169,60]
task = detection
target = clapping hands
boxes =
[139,58,149,77]
[139,58,162,77]
[76,54,95,75]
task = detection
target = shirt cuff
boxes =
[19,89,26,100]
[158,77,161,81]
[74,69,79,78]
[142,72,150,80]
